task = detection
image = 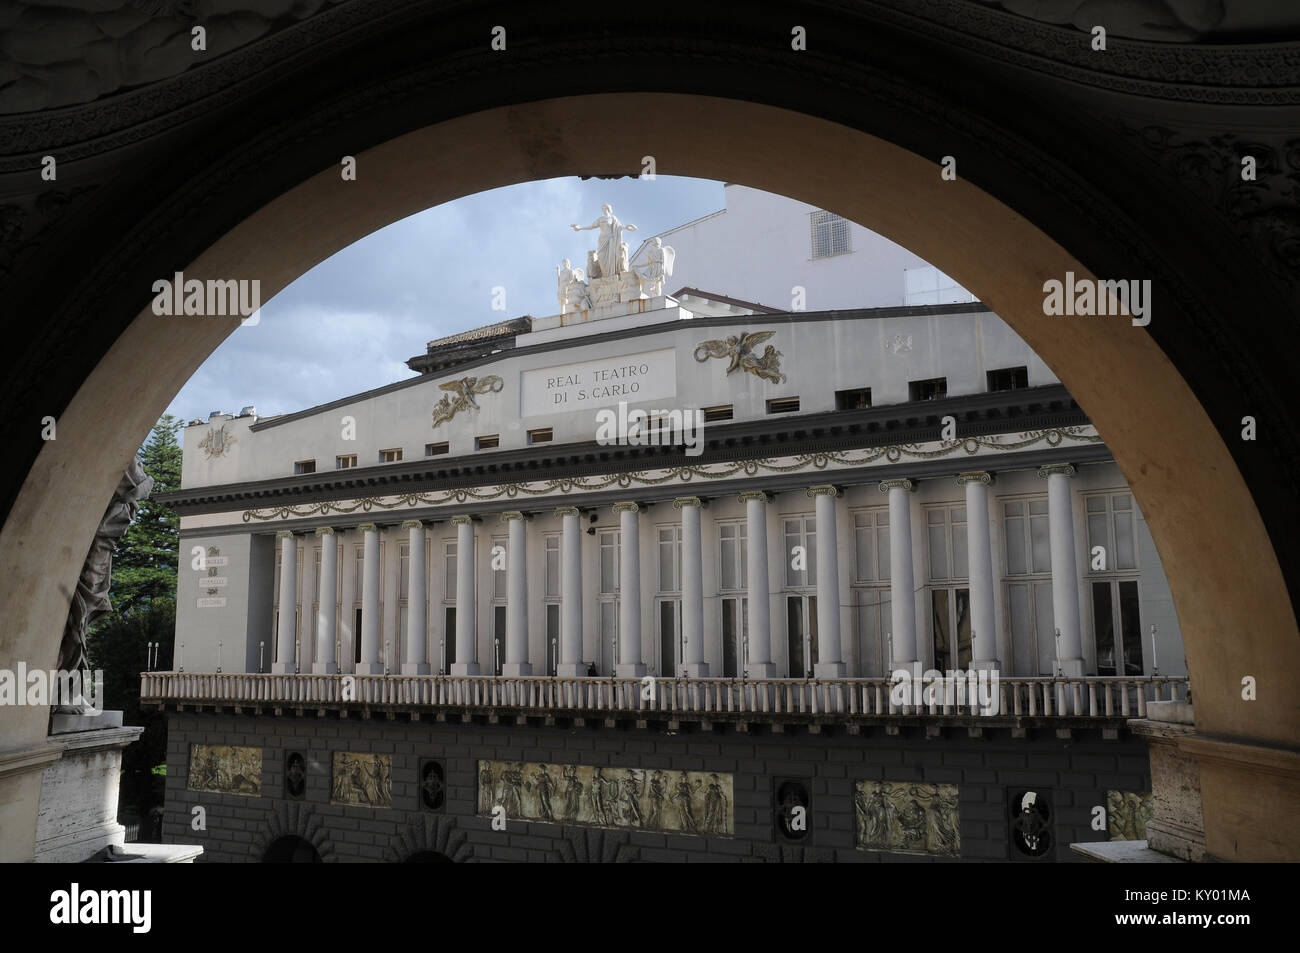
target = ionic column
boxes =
[809,485,846,677]
[879,479,918,669]
[613,502,644,677]
[1040,464,1083,675]
[556,507,585,677]
[675,497,707,677]
[274,530,297,673]
[740,491,775,678]
[401,520,430,675]
[501,511,531,676]
[450,515,480,675]
[313,527,338,674]
[357,523,382,674]
[957,472,999,671]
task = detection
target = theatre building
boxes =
[148,196,1189,862]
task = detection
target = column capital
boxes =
[450,514,475,525]
[672,496,703,510]
[1038,463,1077,479]
[807,484,840,499]
[357,522,378,533]
[500,510,527,523]
[612,501,640,515]
[955,471,993,486]
[276,529,296,540]
[554,506,580,518]
[737,490,771,505]
[400,519,425,530]
[314,526,336,537]
[878,478,915,494]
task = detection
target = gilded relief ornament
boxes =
[693,331,786,384]
[188,744,261,797]
[854,780,959,856]
[431,375,504,429]
[198,424,235,458]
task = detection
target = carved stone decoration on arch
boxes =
[383,814,474,864]
[550,826,640,863]
[750,844,837,863]
[250,801,336,864]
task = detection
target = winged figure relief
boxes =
[431,375,504,429]
[693,330,787,384]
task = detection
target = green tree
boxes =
[108,414,182,617]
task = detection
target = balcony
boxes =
[140,672,1188,734]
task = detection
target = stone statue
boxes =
[556,258,590,313]
[570,203,637,278]
[635,236,675,296]
[57,455,153,686]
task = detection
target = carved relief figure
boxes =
[671,772,701,833]
[188,744,261,797]
[331,752,392,808]
[563,764,583,820]
[703,774,728,834]
[1107,790,1155,841]
[570,203,638,279]
[557,258,590,313]
[501,763,525,817]
[620,770,644,826]
[854,780,959,856]
[431,375,504,429]
[480,763,498,814]
[635,236,675,297]
[646,770,666,830]
[531,765,557,822]
[693,331,787,384]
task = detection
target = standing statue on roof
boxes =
[571,203,638,278]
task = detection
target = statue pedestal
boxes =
[35,710,142,863]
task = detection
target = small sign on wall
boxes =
[197,597,227,608]
[197,576,228,589]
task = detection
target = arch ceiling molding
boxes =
[1,0,1296,605]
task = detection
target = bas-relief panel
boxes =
[854,781,960,856]
[478,761,733,837]
[1107,790,1154,841]
[187,744,262,796]
[331,752,393,808]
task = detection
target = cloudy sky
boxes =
[166,176,726,442]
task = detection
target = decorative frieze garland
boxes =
[478,760,734,837]
[236,426,1101,524]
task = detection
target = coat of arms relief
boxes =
[198,424,235,458]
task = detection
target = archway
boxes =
[262,835,323,864]
[2,8,1296,863]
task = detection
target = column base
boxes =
[682,662,710,678]
[401,662,431,676]
[355,662,384,675]
[556,663,587,677]
[616,663,646,678]
[501,663,532,677]
[271,662,296,674]
[813,661,847,679]
[971,658,1001,672]
[450,663,480,676]
[1056,657,1084,676]
[313,662,339,675]
[745,662,777,679]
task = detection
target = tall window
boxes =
[1003,497,1054,675]
[1086,492,1143,676]
[657,525,682,593]
[657,525,682,675]
[544,534,561,676]
[853,509,890,676]
[598,530,619,673]
[927,506,969,670]
[783,516,817,589]
[352,547,364,665]
[783,516,818,677]
[810,209,851,259]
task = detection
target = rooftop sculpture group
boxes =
[557,203,674,314]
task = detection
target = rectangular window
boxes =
[719,522,748,591]
[658,525,682,593]
[379,448,402,463]
[527,428,553,445]
[294,459,316,474]
[810,209,851,259]
[443,540,457,600]
[987,366,1029,392]
[931,588,972,671]
[909,378,947,402]
[475,435,500,451]
[853,509,889,583]
[599,600,618,672]
[786,595,818,678]
[659,599,680,675]
[926,506,967,582]
[767,396,800,414]
[353,607,363,664]
[399,543,410,601]
[443,607,456,668]
[721,597,748,678]
[599,531,619,594]
[544,535,561,599]
[855,588,891,677]
[703,405,734,422]
[335,454,357,469]
[1004,498,1051,576]
[783,517,817,588]
[545,604,560,676]
[492,535,507,600]
[835,388,872,411]
[425,442,449,456]
[493,606,506,676]
[1086,492,1139,573]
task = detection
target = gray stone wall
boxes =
[161,713,1150,862]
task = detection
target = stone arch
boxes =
[384,814,474,864]
[551,827,640,863]
[249,801,336,864]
